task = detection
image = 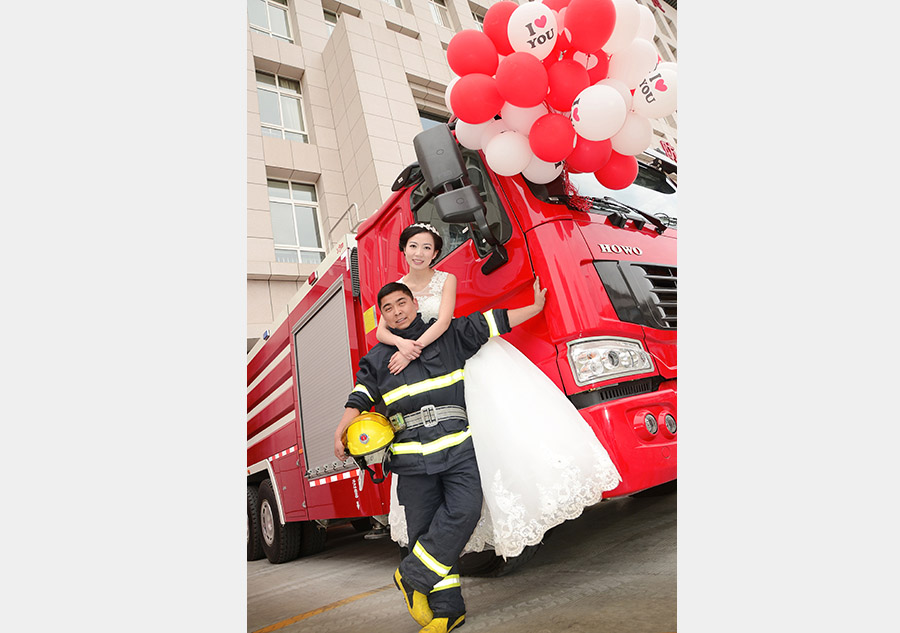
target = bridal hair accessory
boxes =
[411,222,441,237]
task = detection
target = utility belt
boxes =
[389,404,467,432]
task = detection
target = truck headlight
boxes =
[566,337,655,387]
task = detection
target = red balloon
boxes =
[529,113,576,162]
[450,74,504,124]
[555,8,572,50]
[495,53,549,108]
[482,1,518,56]
[543,0,571,11]
[563,49,609,84]
[595,151,638,190]
[587,52,610,84]
[566,136,611,173]
[565,0,616,54]
[546,60,590,112]
[447,30,499,77]
[542,25,569,72]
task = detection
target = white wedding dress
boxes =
[388,270,621,558]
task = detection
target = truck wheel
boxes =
[258,479,301,564]
[247,485,265,561]
[299,521,327,556]
[458,544,542,577]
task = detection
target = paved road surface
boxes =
[248,490,676,633]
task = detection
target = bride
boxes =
[376,222,621,559]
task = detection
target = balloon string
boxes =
[562,169,592,212]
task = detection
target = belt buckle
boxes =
[421,404,438,428]
[389,412,406,432]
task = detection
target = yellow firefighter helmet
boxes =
[345,411,394,484]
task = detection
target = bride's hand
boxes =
[396,338,422,360]
[388,351,412,375]
[533,277,547,311]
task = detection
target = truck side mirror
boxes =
[434,185,509,275]
[433,186,481,224]
[412,123,509,274]
[413,124,467,190]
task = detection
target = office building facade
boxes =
[246,0,677,349]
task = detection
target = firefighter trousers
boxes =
[396,456,483,617]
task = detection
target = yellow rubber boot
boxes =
[394,568,433,626]
[419,614,466,632]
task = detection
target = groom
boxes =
[334,278,546,633]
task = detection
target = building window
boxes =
[268,180,325,264]
[248,0,293,42]
[323,10,338,36]
[256,72,309,143]
[428,0,451,28]
[380,0,404,8]
[471,9,485,30]
[419,111,448,131]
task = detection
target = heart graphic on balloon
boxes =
[573,51,598,70]
[655,79,668,92]
[534,15,547,28]
[572,107,580,122]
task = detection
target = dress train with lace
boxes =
[389,334,621,558]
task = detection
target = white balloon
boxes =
[480,119,510,149]
[445,76,460,113]
[610,112,652,155]
[484,130,533,176]
[507,2,558,60]
[635,4,656,42]
[601,0,641,55]
[455,120,491,150]
[570,84,627,141]
[631,66,677,119]
[608,38,658,89]
[657,61,678,73]
[522,154,564,184]
[500,102,549,135]
[595,78,633,111]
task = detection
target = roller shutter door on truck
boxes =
[293,281,356,479]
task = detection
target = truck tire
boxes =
[258,479,301,564]
[457,544,542,577]
[299,521,327,556]
[247,485,265,561]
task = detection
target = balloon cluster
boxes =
[444,0,677,189]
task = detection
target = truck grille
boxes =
[595,261,677,330]
[634,264,677,328]
[568,377,660,410]
[350,247,360,297]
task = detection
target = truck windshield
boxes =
[568,167,677,224]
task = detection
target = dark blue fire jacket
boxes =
[344,309,511,476]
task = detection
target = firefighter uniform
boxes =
[344,308,511,622]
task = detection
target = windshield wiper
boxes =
[654,213,677,229]
[592,197,669,234]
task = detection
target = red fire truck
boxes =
[247,123,677,572]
